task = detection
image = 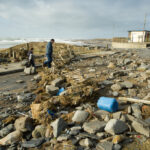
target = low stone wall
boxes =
[112,42,148,49]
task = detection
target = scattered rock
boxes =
[32,125,46,138]
[83,120,106,134]
[112,135,125,144]
[79,138,93,147]
[51,118,67,138]
[14,116,34,132]
[17,95,26,102]
[113,144,122,150]
[96,132,105,139]
[24,67,36,75]
[96,141,113,150]
[72,110,89,123]
[0,130,22,145]
[121,81,133,89]
[57,134,71,142]
[16,80,24,83]
[46,85,59,95]
[22,138,45,148]
[111,84,122,91]
[113,91,119,97]
[108,62,115,69]
[94,110,110,120]
[105,119,128,135]
[0,124,14,137]
[34,74,41,81]
[132,120,150,137]
[145,117,150,125]
[131,104,142,119]
[113,112,122,120]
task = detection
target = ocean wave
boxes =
[0,38,84,49]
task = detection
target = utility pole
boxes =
[143,13,147,30]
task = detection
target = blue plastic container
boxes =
[97,97,118,112]
[57,87,65,96]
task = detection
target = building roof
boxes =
[128,30,150,32]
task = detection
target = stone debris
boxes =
[22,138,45,148]
[46,85,59,95]
[0,124,14,137]
[1,42,150,149]
[131,120,150,137]
[51,118,67,138]
[0,130,22,145]
[104,119,128,135]
[83,120,106,134]
[96,141,113,150]
[14,116,34,132]
[72,110,89,123]
[24,66,36,75]
[32,125,46,138]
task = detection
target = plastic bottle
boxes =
[57,87,65,96]
[97,97,118,112]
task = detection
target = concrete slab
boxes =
[0,63,24,75]
[0,63,41,75]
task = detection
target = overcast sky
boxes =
[0,0,150,39]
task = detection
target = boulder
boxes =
[72,110,89,123]
[132,120,150,137]
[0,130,22,145]
[51,118,67,138]
[83,120,106,134]
[14,116,34,132]
[104,119,128,135]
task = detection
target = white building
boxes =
[128,30,150,43]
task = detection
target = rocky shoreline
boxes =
[0,42,150,150]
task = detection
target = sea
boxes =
[0,38,84,50]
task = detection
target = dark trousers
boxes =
[29,59,35,67]
[44,54,52,68]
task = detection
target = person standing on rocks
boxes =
[43,39,55,68]
[28,48,35,67]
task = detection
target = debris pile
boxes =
[1,43,150,149]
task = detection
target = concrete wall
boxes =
[112,42,148,49]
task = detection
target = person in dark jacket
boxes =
[28,48,35,67]
[43,39,55,68]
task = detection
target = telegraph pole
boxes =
[143,13,147,30]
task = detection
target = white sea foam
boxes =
[0,38,84,49]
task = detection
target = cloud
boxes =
[0,0,150,38]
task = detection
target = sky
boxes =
[0,0,150,39]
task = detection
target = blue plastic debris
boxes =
[57,87,65,96]
[97,97,118,113]
[47,109,55,117]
